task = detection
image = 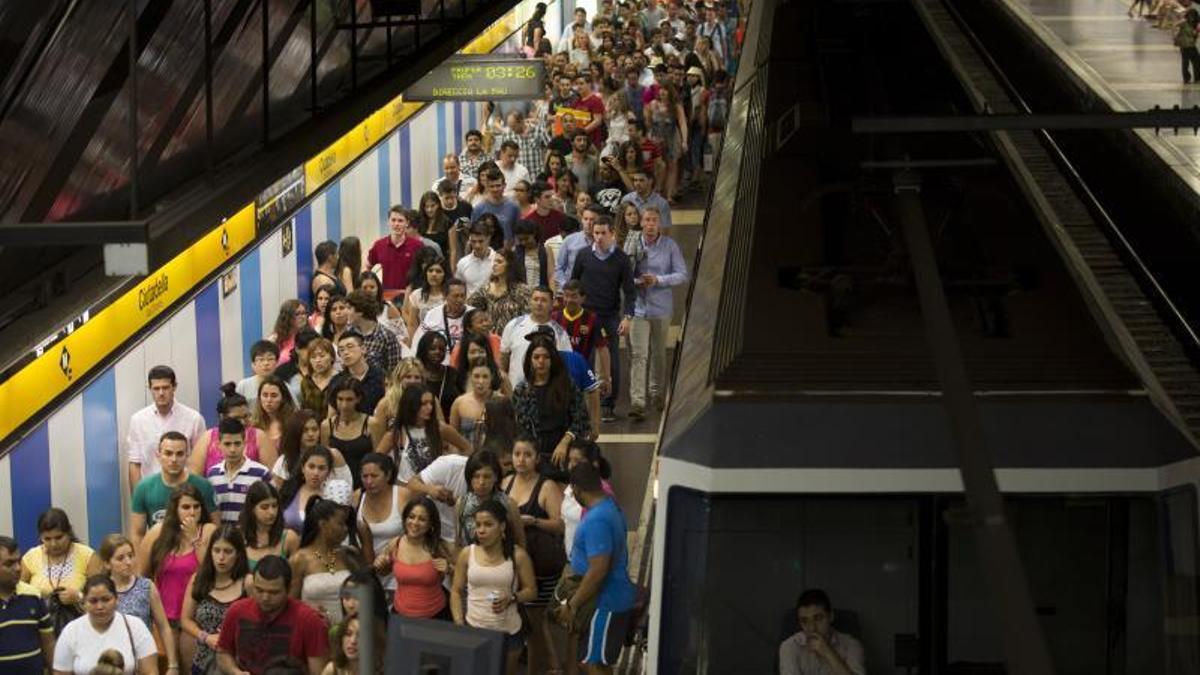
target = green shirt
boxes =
[131,473,218,526]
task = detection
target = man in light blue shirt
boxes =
[554,204,602,290]
[625,206,688,418]
[619,170,673,232]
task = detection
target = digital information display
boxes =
[405,56,546,101]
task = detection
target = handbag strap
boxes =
[122,613,138,660]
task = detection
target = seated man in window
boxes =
[779,588,865,675]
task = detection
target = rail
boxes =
[942,0,1200,363]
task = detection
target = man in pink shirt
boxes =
[367,205,424,292]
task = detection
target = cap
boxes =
[686,66,706,79]
[524,324,559,344]
[648,55,664,68]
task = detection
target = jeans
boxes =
[593,310,622,410]
[629,316,670,408]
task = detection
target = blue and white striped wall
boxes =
[0,0,565,548]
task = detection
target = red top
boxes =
[216,597,328,675]
[367,235,424,290]
[392,559,447,618]
[576,93,607,149]
[526,208,567,243]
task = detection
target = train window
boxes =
[660,489,1200,674]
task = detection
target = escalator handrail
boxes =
[942,0,1200,358]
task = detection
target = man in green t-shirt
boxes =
[130,431,218,546]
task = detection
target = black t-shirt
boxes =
[548,136,572,160]
[591,179,626,215]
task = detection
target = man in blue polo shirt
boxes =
[0,536,54,672]
[560,463,637,672]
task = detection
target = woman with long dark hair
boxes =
[501,435,567,673]
[402,254,449,341]
[289,498,362,623]
[455,451,526,550]
[335,236,363,291]
[252,375,297,449]
[373,496,455,620]
[481,397,519,474]
[319,380,374,490]
[321,293,353,342]
[417,191,457,263]
[511,336,591,477]
[180,525,249,674]
[274,409,354,489]
[416,331,463,420]
[20,508,102,619]
[238,481,300,571]
[353,453,409,594]
[377,384,471,484]
[450,499,536,675]
[279,445,353,533]
[137,483,216,668]
[467,249,531,339]
[359,271,406,340]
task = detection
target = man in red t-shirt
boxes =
[526,181,567,243]
[367,205,424,292]
[573,75,607,150]
[216,556,329,675]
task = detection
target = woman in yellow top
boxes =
[20,508,102,608]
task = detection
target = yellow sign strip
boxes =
[1,0,536,446]
[0,205,256,443]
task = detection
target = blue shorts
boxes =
[578,607,631,666]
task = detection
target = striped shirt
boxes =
[0,584,51,671]
[207,459,272,522]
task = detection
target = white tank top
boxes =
[465,545,521,635]
[358,485,406,590]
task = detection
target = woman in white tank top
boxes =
[450,499,537,674]
[354,454,409,592]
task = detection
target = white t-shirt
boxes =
[499,163,531,200]
[418,454,469,543]
[410,303,471,365]
[499,315,574,386]
[125,401,206,477]
[53,612,157,675]
[456,249,495,297]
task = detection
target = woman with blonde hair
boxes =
[370,357,427,446]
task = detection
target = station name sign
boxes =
[405,56,546,101]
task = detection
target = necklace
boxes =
[312,547,338,574]
[212,578,237,592]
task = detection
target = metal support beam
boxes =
[854,108,1200,133]
[0,221,148,246]
[893,170,1056,675]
